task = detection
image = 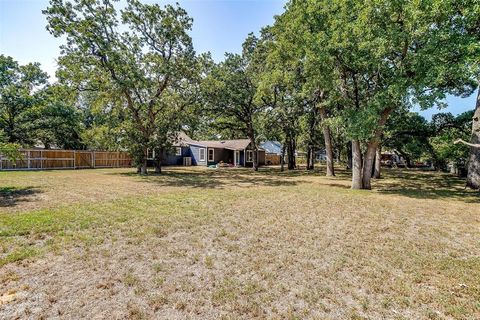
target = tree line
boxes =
[1,0,479,190]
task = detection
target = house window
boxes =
[246,150,253,162]
[208,148,215,162]
[147,149,154,159]
[175,147,182,156]
[199,148,206,161]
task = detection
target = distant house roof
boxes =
[176,132,264,151]
[194,139,251,151]
[260,141,282,155]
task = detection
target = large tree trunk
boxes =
[373,144,381,179]
[346,141,353,170]
[362,142,378,190]
[140,159,147,175]
[360,108,392,189]
[319,108,335,176]
[306,146,314,170]
[140,146,148,175]
[247,124,258,171]
[280,143,286,172]
[287,138,296,170]
[351,140,363,189]
[154,148,162,174]
[466,86,480,189]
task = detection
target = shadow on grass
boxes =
[109,166,478,203]
[375,169,480,203]
[110,167,306,189]
[0,186,42,207]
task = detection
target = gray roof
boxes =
[194,139,251,151]
[176,132,266,151]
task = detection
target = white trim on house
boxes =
[175,147,182,156]
[235,150,240,166]
[199,148,206,161]
[246,150,253,162]
[208,148,215,162]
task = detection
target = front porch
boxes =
[208,148,246,167]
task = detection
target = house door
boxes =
[235,151,240,165]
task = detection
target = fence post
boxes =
[73,150,76,169]
[117,151,120,167]
[40,150,43,169]
[27,150,31,169]
[92,151,95,169]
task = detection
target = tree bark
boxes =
[362,142,378,189]
[373,144,381,179]
[247,124,258,171]
[319,108,335,176]
[306,147,314,170]
[346,141,353,170]
[280,142,286,172]
[361,108,392,189]
[287,137,296,170]
[351,139,363,189]
[310,147,315,170]
[140,160,147,175]
[466,86,480,189]
[154,148,162,174]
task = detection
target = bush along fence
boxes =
[0,149,132,170]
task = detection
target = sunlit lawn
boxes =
[0,166,479,319]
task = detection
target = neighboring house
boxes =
[297,149,329,161]
[315,149,327,161]
[260,141,283,165]
[260,141,282,155]
[148,132,266,167]
[381,151,406,167]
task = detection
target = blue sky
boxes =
[0,0,476,119]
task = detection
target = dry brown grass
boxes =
[0,166,479,319]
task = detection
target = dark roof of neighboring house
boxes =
[260,141,282,155]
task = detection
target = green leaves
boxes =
[44,0,203,167]
[0,55,49,146]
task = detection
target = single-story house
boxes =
[148,132,266,167]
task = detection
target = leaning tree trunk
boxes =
[319,108,335,176]
[466,86,480,189]
[351,140,363,189]
[373,144,381,179]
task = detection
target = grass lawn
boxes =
[0,166,479,319]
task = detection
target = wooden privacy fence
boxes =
[265,153,282,165]
[0,149,132,171]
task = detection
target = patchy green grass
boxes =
[0,166,479,319]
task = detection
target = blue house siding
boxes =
[189,144,207,166]
[162,146,190,165]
